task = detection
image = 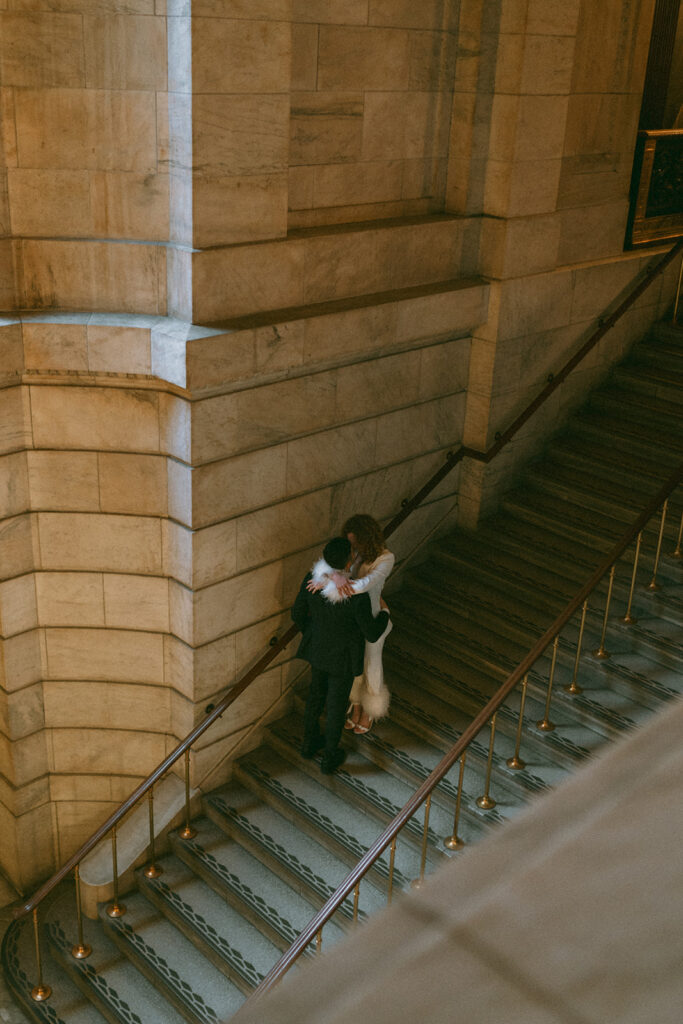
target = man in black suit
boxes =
[292,536,391,775]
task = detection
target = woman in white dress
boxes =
[341,514,394,735]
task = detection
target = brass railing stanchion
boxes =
[506,675,528,770]
[622,531,642,623]
[144,788,163,878]
[411,794,432,889]
[537,636,559,731]
[106,825,126,918]
[476,714,497,809]
[71,865,91,960]
[444,752,467,850]
[352,882,360,924]
[564,600,588,695]
[30,908,52,1002]
[593,565,615,659]
[673,509,682,558]
[647,500,668,590]
[179,749,196,840]
[316,929,323,955]
[387,838,397,904]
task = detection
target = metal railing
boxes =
[12,237,683,1005]
[248,464,682,999]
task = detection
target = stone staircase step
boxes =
[46,888,191,1024]
[572,406,683,458]
[233,746,437,887]
[608,367,683,407]
[136,857,285,995]
[168,816,345,955]
[547,432,681,490]
[264,713,459,853]
[100,891,244,1024]
[3,904,111,1024]
[203,782,389,921]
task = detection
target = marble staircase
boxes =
[3,323,682,1024]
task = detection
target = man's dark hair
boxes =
[323,536,351,570]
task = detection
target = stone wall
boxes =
[0,2,169,313]
[0,0,679,893]
[0,277,486,890]
[289,0,458,228]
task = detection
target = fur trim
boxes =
[311,558,349,604]
[357,681,390,719]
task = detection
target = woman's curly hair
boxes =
[341,514,386,563]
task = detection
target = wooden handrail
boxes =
[250,459,683,998]
[14,237,683,923]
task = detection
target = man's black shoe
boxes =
[320,749,346,775]
[300,736,324,759]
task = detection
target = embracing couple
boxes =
[292,514,394,775]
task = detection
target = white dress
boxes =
[348,550,395,718]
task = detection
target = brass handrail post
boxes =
[537,636,559,731]
[593,565,615,659]
[476,714,497,810]
[673,507,683,558]
[564,600,588,695]
[622,531,642,624]
[30,908,51,1002]
[506,675,528,770]
[387,838,397,905]
[71,865,91,960]
[352,882,360,924]
[647,500,668,590]
[179,749,197,841]
[144,788,163,878]
[411,794,432,888]
[444,752,467,850]
[315,929,323,956]
[106,825,126,918]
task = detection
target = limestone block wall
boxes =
[0,317,188,890]
[0,279,487,890]
[447,0,676,524]
[289,0,459,228]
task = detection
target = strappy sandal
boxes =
[344,703,361,730]
[353,716,373,735]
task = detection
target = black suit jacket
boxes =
[292,573,390,678]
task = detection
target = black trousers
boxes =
[303,666,354,759]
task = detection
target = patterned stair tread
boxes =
[388,597,544,677]
[524,459,665,516]
[402,560,681,699]
[385,631,641,741]
[347,704,564,806]
[597,379,683,417]
[169,816,346,950]
[234,745,433,883]
[590,382,683,427]
[46,890,189,1024]
[204,782,390,917]
[100,890,244,1024]
[2,910,111,1024]
[547,433,681,487]
[569,415,683,468]
[265,712,467,846]
[384,648,612,760]
[392,578,564,656]
[386,674,586,782]
[436,532,603,600]
[574,406,683,454]
[137,856,285,991]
